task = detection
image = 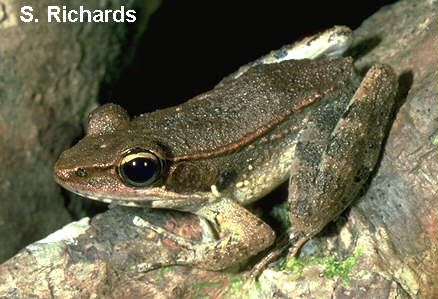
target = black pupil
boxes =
[122,157,157,184]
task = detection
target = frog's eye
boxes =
[118,151,162,187]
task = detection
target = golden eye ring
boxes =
[118,150,162,187]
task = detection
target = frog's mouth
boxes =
[55,178,212,211]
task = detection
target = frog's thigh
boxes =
[288,64,397,238]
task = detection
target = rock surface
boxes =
[0,0,435,298]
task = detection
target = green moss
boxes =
[189,280,221,299]
[222,276,244,298]
[161,266,173,273]
[280,257,306,279]
[222,275,260,299]
[270,201,291,230]
[155,266,172,281]
[280,248,364,285]
[321,248,363,286]
[431,134,438,146]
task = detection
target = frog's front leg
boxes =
[135,199,275,271]
[192,199,275,270]
[287,63,397,253]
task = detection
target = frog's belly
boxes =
[229,129,298,206]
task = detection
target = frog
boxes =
[54,26,397,272]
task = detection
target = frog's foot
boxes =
[133,199,276,271]
[227,26,352,82]
[286,231,310,259]
[245,231,309,278]
[246,234,289,281]
[266,25,353,62]
[241,231,309,292]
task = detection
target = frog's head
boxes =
[54,104,214,211]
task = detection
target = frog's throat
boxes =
[62,184,212,210]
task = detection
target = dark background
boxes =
[105,1,398,115]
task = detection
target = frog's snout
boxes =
[53,151,86,185]
[54,164,86,184]
[53,160,72,185]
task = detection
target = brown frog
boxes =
[54,26,397,271]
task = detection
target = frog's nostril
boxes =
[54,165,86,182]
[75,168,87,177]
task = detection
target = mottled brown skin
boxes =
[54,36,397,271]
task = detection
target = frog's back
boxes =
[133,58,355,160]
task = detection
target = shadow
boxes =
[249,181,289,232]
[394,71,414,113]
[346,36,382,60]
[62,189,109,220]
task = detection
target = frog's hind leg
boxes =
[223,26,353,83]
[262,25,353,62]
[287,64,397,254]
[245,64,397,284]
